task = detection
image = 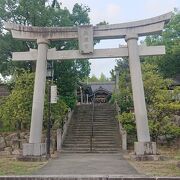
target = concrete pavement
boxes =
[34,153,139,175]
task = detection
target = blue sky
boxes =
[60,0,180,78]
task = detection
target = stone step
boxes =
[62,103,121,153]
[64,138,118,142]
[67,133,118,136]
[61,148,120,153]
[63,146,120,149]
[67,129,118,132]
[65,134,118,138]
[69,124,117,127]
[74,120,116,122]
[70,122,117,125]
[60,150,119,153]
[70,124,117,127]
[67,131,118,134]
[70,121,117,123]
[66,134,118,137]
[63,144,120,148]
[94,117,116,119]
[74,117,116,119]
[65,136,119,140]
[63,144,119,148]
[65,136,118,139]
[68,129,118,132]
[64,141,118,145]
[64,139,118,142]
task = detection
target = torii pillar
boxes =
[125,34,155,155]
[28,39,48,152]
[23,38,49,156]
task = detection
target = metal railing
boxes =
[90,95,95,152]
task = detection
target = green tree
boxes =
[118,112,136,135]
[142,63,180,142]
[0,71,68,131]
[99,73,109,82]
[115,61,180,143]
[88,74,99,82]
[0,0,91,108]
[144,10,180,78]
[88,73,109,83]
[0,71,34,131]
[111,59,133,113]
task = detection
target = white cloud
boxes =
[90,3,122,25]
[89,10,106,25]
[144,0,176,16]
[107,3,121,17]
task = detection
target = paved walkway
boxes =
[34,153,139,175]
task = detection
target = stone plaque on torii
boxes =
[5,12,172,157]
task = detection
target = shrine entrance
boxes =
[94,87,111,103]
[5,12,172,157]
[77,82,115,104]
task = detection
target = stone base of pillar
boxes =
[134,142,157,155]
[23,143,47,156]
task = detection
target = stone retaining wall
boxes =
[0,131,57,156]
[0,84,10,97]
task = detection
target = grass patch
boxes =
[0,157,47,175]
[127,146,180,176]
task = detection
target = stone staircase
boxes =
[62,103,121,153]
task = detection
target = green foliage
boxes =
[60,95,76,110]
[144,10,180,78]
[147,84,180,142]
[112,59,133,112]
[144,64,180,142]
[88,74,99,82]
[44,98,68,129]
[0,0,91,108]
[142,63,172,105]
[0,71,34,131]
[143,64,180,142]
[113,59,180,143]
[88,73,110,83]
[99,73,110,82]
[71,3,90,25]
[51,100,68,129]
[0,71,68,131]
[117,112,136,135]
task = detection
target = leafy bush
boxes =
[44,98,68,129]
[117,112,136,135]
[0,71,68,132]
[0,71,34,131]
[114,60,180,143]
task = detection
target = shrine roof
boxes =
[88,82,115,93]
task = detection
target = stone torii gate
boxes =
[5,12,172,157]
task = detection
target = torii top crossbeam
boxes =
[4,12,172,61]
[5,12,172,41]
